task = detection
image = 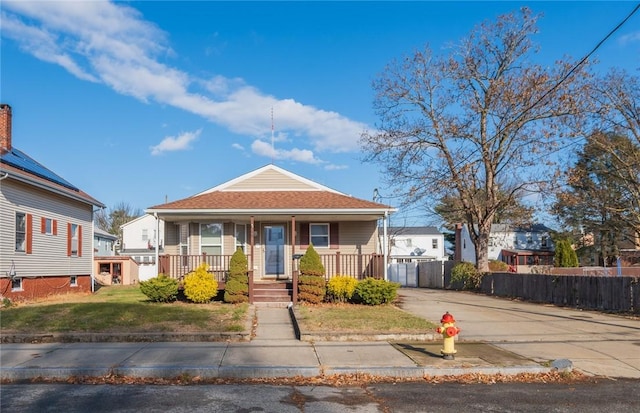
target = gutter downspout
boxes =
[0,172,8,181]
[154,213,159,276]
[383,210,389,281]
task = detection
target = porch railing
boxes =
[158,252,385,281]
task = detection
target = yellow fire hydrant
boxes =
[436,311,460,360]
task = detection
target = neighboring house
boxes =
[94,226,117,256]
[146,164,396,285]
[455,223,555,272]
[119,214,164,281]
[385,226,447,262]
[0,104,104,300]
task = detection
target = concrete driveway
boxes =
[398,288,640,378]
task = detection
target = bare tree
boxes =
[95,202,143,247]
[361,8,591,271]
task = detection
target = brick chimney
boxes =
[0,104,12,154]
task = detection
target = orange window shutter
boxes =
[67,223,72,256]
[78,225,82,257]
[26,214,33,254]
[41,217,46,234]
[53,220,58,235]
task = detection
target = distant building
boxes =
[119,214,164,281]
[384,226,448,262]
[94,226,117,257]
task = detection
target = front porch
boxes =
[158,252,386,282]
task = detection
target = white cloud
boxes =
[251,140,322,164]
[1,1,371,156]
[324,164,348,171]
[150,129,201,156]
[231,143,245,151]
[619,31,640,45]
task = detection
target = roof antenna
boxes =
[271,107,275,164]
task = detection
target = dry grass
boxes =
[0,285,249,334]
[295,303,436,333]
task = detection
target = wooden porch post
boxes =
[249,216,255,304]
[291,215,297,304]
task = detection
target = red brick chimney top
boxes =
[0,104,12,155]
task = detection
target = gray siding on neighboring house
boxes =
[0,179,93,277]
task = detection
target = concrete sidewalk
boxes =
[1,289,638,381]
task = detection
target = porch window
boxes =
[235,224,246,252]
[310,223,329,248]
[201,223,222,255]
[15,212,26,252]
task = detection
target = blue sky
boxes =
[2,1,639,227]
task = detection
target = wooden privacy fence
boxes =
[477,273,639,313]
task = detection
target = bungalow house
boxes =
[0,104,104,300]
[455,223,555,273]
[119,214,164,281]
[145,164,396,301]
[385,226,448,263]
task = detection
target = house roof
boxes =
[146,164,395,219]
[94,226,118,240]
[1,147,104,207]
[386,226,442,236]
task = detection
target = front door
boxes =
[264,225,285,279]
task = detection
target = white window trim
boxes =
[11,277,23,292]
[15,212,26,252]
[71,223,79,257]
[310,223,330,248]
[70,275,78,287]
[200,223,223,255]
[44,218,53,235]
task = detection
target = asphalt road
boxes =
[3,381,640,412]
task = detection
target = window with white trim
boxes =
[11,277,22,291]
[142,229,148,241]
[15,212,26,252]
[310,223,329,248]
[70,275,78,287]
[70,224,79,256]
[201,223,222,255]
[43,218,53,235]
[432,239,438,249]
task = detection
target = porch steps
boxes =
[253,281,293,304]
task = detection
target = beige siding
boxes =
[223,222,235,254]
[225,169,317,191]
[335,221,378,254]
[0,179,94,278]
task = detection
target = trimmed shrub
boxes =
[298,244,326,303]
[224,247,249,303]
[139,273,179,302]
[326,275,358,303]
[451,261,482,290]
[353,278,400,305]
[488,259,509,272]
[183,263,218,303]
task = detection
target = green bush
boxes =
[298,244,326,303]
[488,259,509,272]
[326,275,358,303]
[224,247,249,303]
[139,273,179,302]
[451,262,482,290]
[183,263,218,303]
[554,239,579,267]
[353,278,400,305]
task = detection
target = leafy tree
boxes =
[360,8,591,272]
[553,132,639,265]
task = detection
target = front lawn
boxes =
[295,303,436,333]
[0,285,248,334]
